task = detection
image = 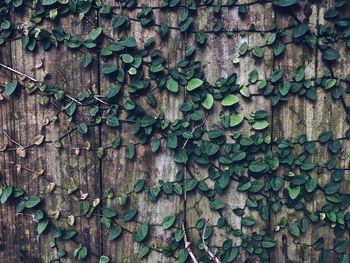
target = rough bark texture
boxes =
[0,0,348,262]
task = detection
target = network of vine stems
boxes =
[0,0,350,262]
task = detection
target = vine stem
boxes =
[0,62,82,105]
[0,62,37,82]
[202,221,221,263]
[182,222,199,263]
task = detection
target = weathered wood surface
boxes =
[0,0,348,262]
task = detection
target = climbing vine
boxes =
[1,0,350,262]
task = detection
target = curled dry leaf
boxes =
[231,57,240,64]
[75,148,80,155]
[35,168,45,177]
[16,146,26,158]
[25,83,37,94]
[93,198,100,207]
[50,210,61,220]
[16,164,22,173]
[35,59,43,69]
[42,116,50,126]
[84,141,91,150]
[79,192,88,200]
[67,186,78,195]
[34,135,45,145]
[47,182,56,193]
[0,143,8,151]
[67,215,75,226]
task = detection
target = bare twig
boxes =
[181,113,208,149]
[3,130,22,147]
[202,221,221,263]
[0,62,82,105]
[182,222,199,263]
[87,89,109,105]
[0,62,38,82]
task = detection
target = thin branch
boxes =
[182,222,199,263]
[202,221,221,263]
[0,63,82,105]
[3,130,22,147]
[0,62,38,82]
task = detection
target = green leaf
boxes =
[162,215,176,230]
[186,78,203,91]
[275,0,299,7]
[319,131,332,143]
[195,31,206,45]
[288,186,301,200]
[252,120,269,130]
[335,240,348,253]
[323,48,340,61]
[241,216,256,227]
[271,69,284,83]
[300,160,315,171]
[252,47,264,58]
[293,67,305,82]
[271,177,283,191]
[40,0,57,5]
[73,244,88,261]
[37,219,49,234]
[166,77,179,93]
[61,229,77,240]
[273,43,285,56]
[305,179,317,193]
[106,115,119,127]
[0,186,13,204]
[288,223,301,237]
[121,53,134,64]
[123,208,137,222]
[99,255,111,263]
[5,80,18,96]
[201,93,214,110]
[25,195,41,208]
[184,179,198,192]
[222,94,239,106]
[279,81,291,96]
[150,138,160,153]
[173,149,188,164]
[102,63,118,75]
[106,85,120,99]
[133,223,149,242]
[134,179,145,193]
[229,113,244,127]
[137,245,150,259]
[249,160,267,173]
[325,79,336,90]
[248,69,258,83]
[112,15,129,28]
[65,102,77,116]
[102,207,117,218]
[262,238,277,248]
[89,27,102,40]
[266,33,277,45]
[209,198,226,210]
[239,42,248,55]
[108,225,122,240]
[78,123,88,134]
[293,23,308,38]
[125,143,136,159]
[81,54,92,68]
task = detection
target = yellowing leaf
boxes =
[16,146,26,158]
[93,198,100,207]
[67,215,75,226]
[35,168,45,177]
